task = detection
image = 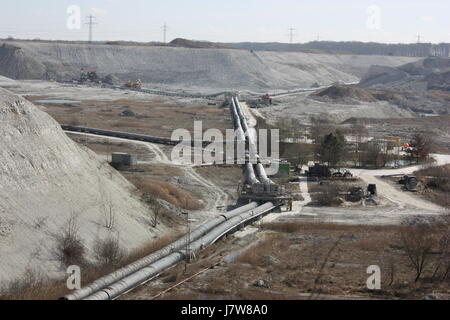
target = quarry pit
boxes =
[0,41,449,300]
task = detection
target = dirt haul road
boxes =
[352,154,450,213]
[67,132,230,224]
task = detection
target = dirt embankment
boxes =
[313,85,397,103]
[360,57,450,93]
[0,88,171,284]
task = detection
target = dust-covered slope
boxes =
[254,51,418,87]
[0,41,419,91]
[0,88,166,283]
[360,57,450,90]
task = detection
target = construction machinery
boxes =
[261,94,273,104]
[125,79,142,89]
[367,184,378,196]
[399,175,419,191]
[306,163,331,178]
[332,169,353,178]
[80,67,99,83]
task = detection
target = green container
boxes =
[275,162,290,177]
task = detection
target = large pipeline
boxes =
[229,97,259,185]
[255,163,272,185]
[63,202,259,300]
[244,162,260,185]
[63,96,278,300]
[62,125,210,148]
[232,97,272,185]
[83,202,279,300]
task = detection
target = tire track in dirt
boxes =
[67,131,229,213]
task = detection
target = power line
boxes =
[287,28,296,44]
[85,15,97,43]
[162,23,168,43]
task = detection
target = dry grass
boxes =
[0,269,68,300]
[113,120,149,129]
[0,232,182,300]
[29,96,231,139]
[313,184,346,206]
[415,164,450,208]
[114,219,450,300]
[124,233,182,266]
[94,236,125,268]
[130,177,204,211]
[236,234,284,266]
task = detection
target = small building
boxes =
[306,163,331,178]
[111,153,137,166]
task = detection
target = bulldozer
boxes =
[261,94,272,104]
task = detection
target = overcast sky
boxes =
[0,0,449,43]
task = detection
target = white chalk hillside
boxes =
[0,88,166,283]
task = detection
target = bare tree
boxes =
[408,133,431,164]
[431,215,450,283]
[400,223,435,283]
[349,124,368,167]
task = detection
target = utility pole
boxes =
[86,15,97,43]
[162,23,168,43]
[288,28,296,44]
[183,211,190,273]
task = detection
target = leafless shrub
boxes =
[146,197,164,228]
[55,214,85,267]
[1,233,180,300]
[0,268,71,300]
[415,164,450,208]
[400,223,436,283]
[94,236,124,267]
[314,184,345,206]
[2,269,46,298]
[431,215,450,283]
